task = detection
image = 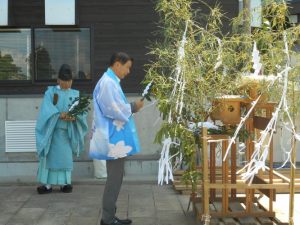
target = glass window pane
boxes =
[34,28,91,80]
[45,0,75,25]
[251,0,262,27]
[0,0,8,26]
[0,29,32,80]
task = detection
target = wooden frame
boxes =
[192,99,300,224]
[194,101,281,223]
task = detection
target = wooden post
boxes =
[202,127,210,224]
[267,108,274,213]
[289,82,296,225]
[222,140,229,214]
[289,137,296,225]
[245,118,254,213]
[210,142,216,200]
[231,143,237,199]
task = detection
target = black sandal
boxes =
[60,184,73,193]
[37,185,52,194]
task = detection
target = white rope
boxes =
[223,95,261,161]
[238,32,297,184]
[238,66,290,184]
[276,118,298,169]
[223,41,264,160]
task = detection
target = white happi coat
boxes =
[89,68,140,160]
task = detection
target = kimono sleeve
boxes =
[35,87,60,157]
[95,80,131,123]
[68,111,88,156]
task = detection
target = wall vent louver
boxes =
[5,121,37,152]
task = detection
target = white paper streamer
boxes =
[223,95,261,161]
[158,137,180,185]
[157,22,190,185]
[188,121,220,130]
[214,38,222,71]
[238,32,298,184]
[251,41,262,76]
[68,100,79,112]
[171,21,188,99]
[142,81,153,98]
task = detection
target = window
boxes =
[0,0,8,26]
[45,0,76,25]
[289,15,299,24]
[251,0,262,27]
[34,28,90,80]
[0,28,90,82]
[0,29,31,80]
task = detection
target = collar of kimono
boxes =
[56,85,70,91]
[106,68,120,83]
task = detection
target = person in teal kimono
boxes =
[35,64,88,194]
[89,52,144,225]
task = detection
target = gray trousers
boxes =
[101,158,125,223]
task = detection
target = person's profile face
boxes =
[117,60,132,79]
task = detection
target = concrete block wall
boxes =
[0,94,162,182]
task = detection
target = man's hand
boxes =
[60,112,67,119]
[134,99,144,112]
[60,112,76,121]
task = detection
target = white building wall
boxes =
[0,94,162,181]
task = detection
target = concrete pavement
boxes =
[0,180,201,225]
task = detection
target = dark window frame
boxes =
[33,27,91,82]
[0,25,93,95]
[0,27,33,84]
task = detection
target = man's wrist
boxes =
[130,102,138,113]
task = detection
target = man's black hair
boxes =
[58,64,73,81]
[109,52,133,66]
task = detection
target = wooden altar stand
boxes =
[192,99,293,224]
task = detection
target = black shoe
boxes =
[115,217,132,224]
[60,184,73,193]
[37,185,52,194]
[100,218,126,225]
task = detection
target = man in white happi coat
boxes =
[90,52,144,225]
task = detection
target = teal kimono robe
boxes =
[35,86,88,184]
[89,68,140,160]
